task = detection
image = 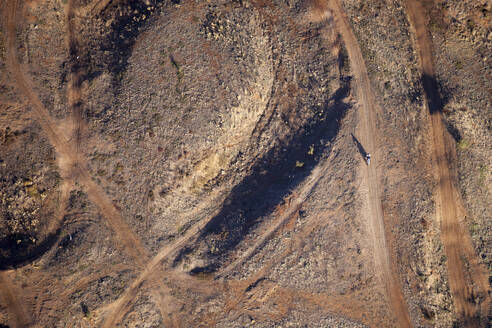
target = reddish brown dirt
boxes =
[3,0,489,326]
[1,1,166,325]
[219,190,387,327]
[4,0,148,266]
[100,208,219,327]
[405,0,491,325]
[326,0,412,326]
[66,0,86,164]
[0,271,30,328]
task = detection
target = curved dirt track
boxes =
[101,201,222,327]
[326,0,412,327]
[3,0,489,326]
[405,0,491,325]
[4,0,148,265]
[2,0,151,323]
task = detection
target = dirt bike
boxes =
[365,154,371,166]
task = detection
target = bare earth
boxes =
[0,0,490,327]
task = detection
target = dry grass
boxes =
[307,0,330,23]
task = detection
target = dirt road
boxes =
[326,1,412,327]
[4,2,219,326]
[101,215,211,327]
[4,0,149,266]
[405,1,491,325]
[66,0,86,162]
[0,271,30,328]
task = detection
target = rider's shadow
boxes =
[351,133,368,160]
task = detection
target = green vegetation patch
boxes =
[456,139,470,151]
[478,165,488,187]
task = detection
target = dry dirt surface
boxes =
[0,0,490,327]
[405,0,491,326]
[326,1,411,327]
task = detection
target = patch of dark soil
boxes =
[421,72,463,143]
[189,265,216,275]
[421,73,455,117]
[444,121,462,142]
[47,222,90,267]
[351,133,368,160]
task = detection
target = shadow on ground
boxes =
[351,133,367,161]
[422,73,461,142]
[179,78,352,274]
[0,229,61,270]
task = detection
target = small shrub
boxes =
[478,165,488,186]
[456,139,470,151]
[454,59,463,70]
[114,163,124,172]
[307,144,314,155]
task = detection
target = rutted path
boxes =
[2,0,177,324]
[0,271,30,328]
[405,1,491,325]
[66,0,86,162]
[101,207,218,327]
[217,152,332,279]
[326,0,412,326]
[4,0,149,266]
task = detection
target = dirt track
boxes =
[101,199,221,327]
[102,0,413,325]
[66,0,86,163]
[217,156,328,279]
[0,271,30,328]
[2,0,489,326]
[1,0,150,323]
[4,0,149,265]
[3,2,227,326]
[101,155,334,325]
[326,1,412,327]
[405,0,491,325]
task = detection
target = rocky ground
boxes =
[0,0,490,327]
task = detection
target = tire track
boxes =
[100,186,228,326]
[325,1,412,327]
[405,1,491,325]
[103,1,412,325]
[101,210,215,328]
[0,271,30,328]
[5,0,148,266]
[216,153,330,279]
[66,0,85,163]
[221,202,383,327]
[3,1,164,324]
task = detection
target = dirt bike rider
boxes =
[365,153,371,165]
